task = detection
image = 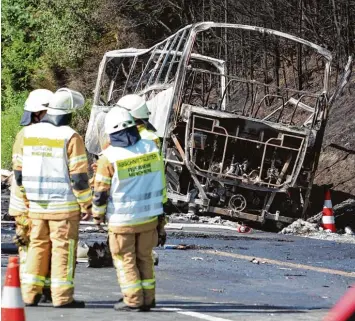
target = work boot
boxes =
[25,294,42,307]
[114,301,142,312]
[141,299,155,311]
[39,288,52,303]
[54,300,85,308]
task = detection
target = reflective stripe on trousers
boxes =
[67,239,75,281]
[142,251,156,290]
[141,278,155,290]
[113,255,143,294]
[22,273,46,287]
[113,254,156,291]
[19,246,28,281]
[51,239,75,289]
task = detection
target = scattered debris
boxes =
[237,225,252,233]
[169,214,242,229]
[280,218,355,244]
[79,226,107,233]
[280,219,319,235]
[251,258,259,264]
[86,241,113,268]
[345,226,354,235]
[209,288,225,293]
[77,241,89,258]
[164,244,196,250]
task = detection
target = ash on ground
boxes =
[169,213,240,228]
[280,198,355,244]
[280,221,355,244]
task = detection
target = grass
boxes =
[1,92,27,169]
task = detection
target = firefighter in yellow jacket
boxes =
[93,107,166,311]
[116,94,161,149]
[10,89,54,302]
[14,88,92,308]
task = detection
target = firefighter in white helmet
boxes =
[14,88,92,308]
[116,94,168,249]
[116,94,161,148]
[10,89,54,302]
[92,107,166,311]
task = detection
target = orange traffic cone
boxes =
[322,189,336,232]
[1,256,26,321]
[323,284,355,321]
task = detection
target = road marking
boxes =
[202,250,355,278]
[160,307,233,321]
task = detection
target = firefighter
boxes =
[116,94,161,149]
[92,107,167,311]
[10,89,54,302]
[14,88,92,308]
[116,94,168,246]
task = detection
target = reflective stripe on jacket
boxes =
[136,124,167,204]
[10,129,28,216]
[101,139,165,226]
[21,123,81,216]
[22,123,77,207]
[9,176,28,216]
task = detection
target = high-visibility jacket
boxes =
[16,122,92,219]
[10,128,28,217]
[9,176,28,216]
[137,124,167,204]
[93,139,166,231]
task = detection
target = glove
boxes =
[157,228,167,247]
[93,216,105,232]
[81,207,92,221]
[157,215,167,247]
[93,216,104,225]
[13,229,30,247]
[14,215,30,247]
[91,163,98,173]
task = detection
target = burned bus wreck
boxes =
[86,22,349,225]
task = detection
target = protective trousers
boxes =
[15,217,51,298]
[22,219,79,306]
[109,227,158,307]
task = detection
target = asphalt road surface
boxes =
[2,226,355,321]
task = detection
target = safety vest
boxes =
[21,122,80,213]
[102,139,165,226]
[137,124,167,204]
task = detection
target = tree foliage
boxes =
[1,0,354,168]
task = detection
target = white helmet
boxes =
[46,88,85,115]
[24,89,54,112]
[116,94,150,119]
[105,107,136,134]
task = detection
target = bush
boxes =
[71,99,92,138]
[1,92,27,169]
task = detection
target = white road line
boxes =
[202,250,355,278]
[160,307,233,321]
